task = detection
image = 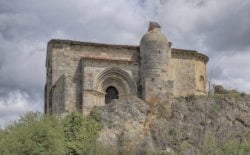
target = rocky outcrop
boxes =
[214,85,239,94]
[95,95,250,154]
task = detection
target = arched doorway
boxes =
[105,86,119,104]
[93,67,137,106]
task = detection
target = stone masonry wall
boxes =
[47,40,139,113]
[144,78,173,104]
[51,75,65,114]
[195,57,208,95]
[45,43,53,114]
[171,52,196,97]
[170,49,208,97]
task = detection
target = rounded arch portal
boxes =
[94,67,137,101]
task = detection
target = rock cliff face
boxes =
[95,95,250,154]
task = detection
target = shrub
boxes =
[0,112,64,154]
[64,112,102,154]
[0,111,103,155]
[200,133,250,155]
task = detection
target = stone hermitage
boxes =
[45,22,208,114]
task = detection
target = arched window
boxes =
[199,76,205,91]
[105,86,119,104]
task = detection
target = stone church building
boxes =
[44,22,209,114]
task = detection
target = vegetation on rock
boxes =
[0,95,250,154]
[0,112,103,154]
[96,96,250,154]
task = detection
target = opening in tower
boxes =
[105,86,119,104]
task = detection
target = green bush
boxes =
[0,111,103,155]
[64,112,102,154]
[0,112,64,154]
[201,133,250,155]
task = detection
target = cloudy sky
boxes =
[0,0,249,127]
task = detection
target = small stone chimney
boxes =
[148,21,161,31]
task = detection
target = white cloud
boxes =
[209,51,250,93]
[0,89,42,128]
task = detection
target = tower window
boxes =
[199,76,205,91]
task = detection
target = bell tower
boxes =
[140,21,173,103]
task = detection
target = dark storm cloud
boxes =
[152,0,250,55]
[194,1,250,52]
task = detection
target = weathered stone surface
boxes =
[51,75,65,114]
[96,95,250,154]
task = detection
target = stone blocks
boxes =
[44,23,208,115]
